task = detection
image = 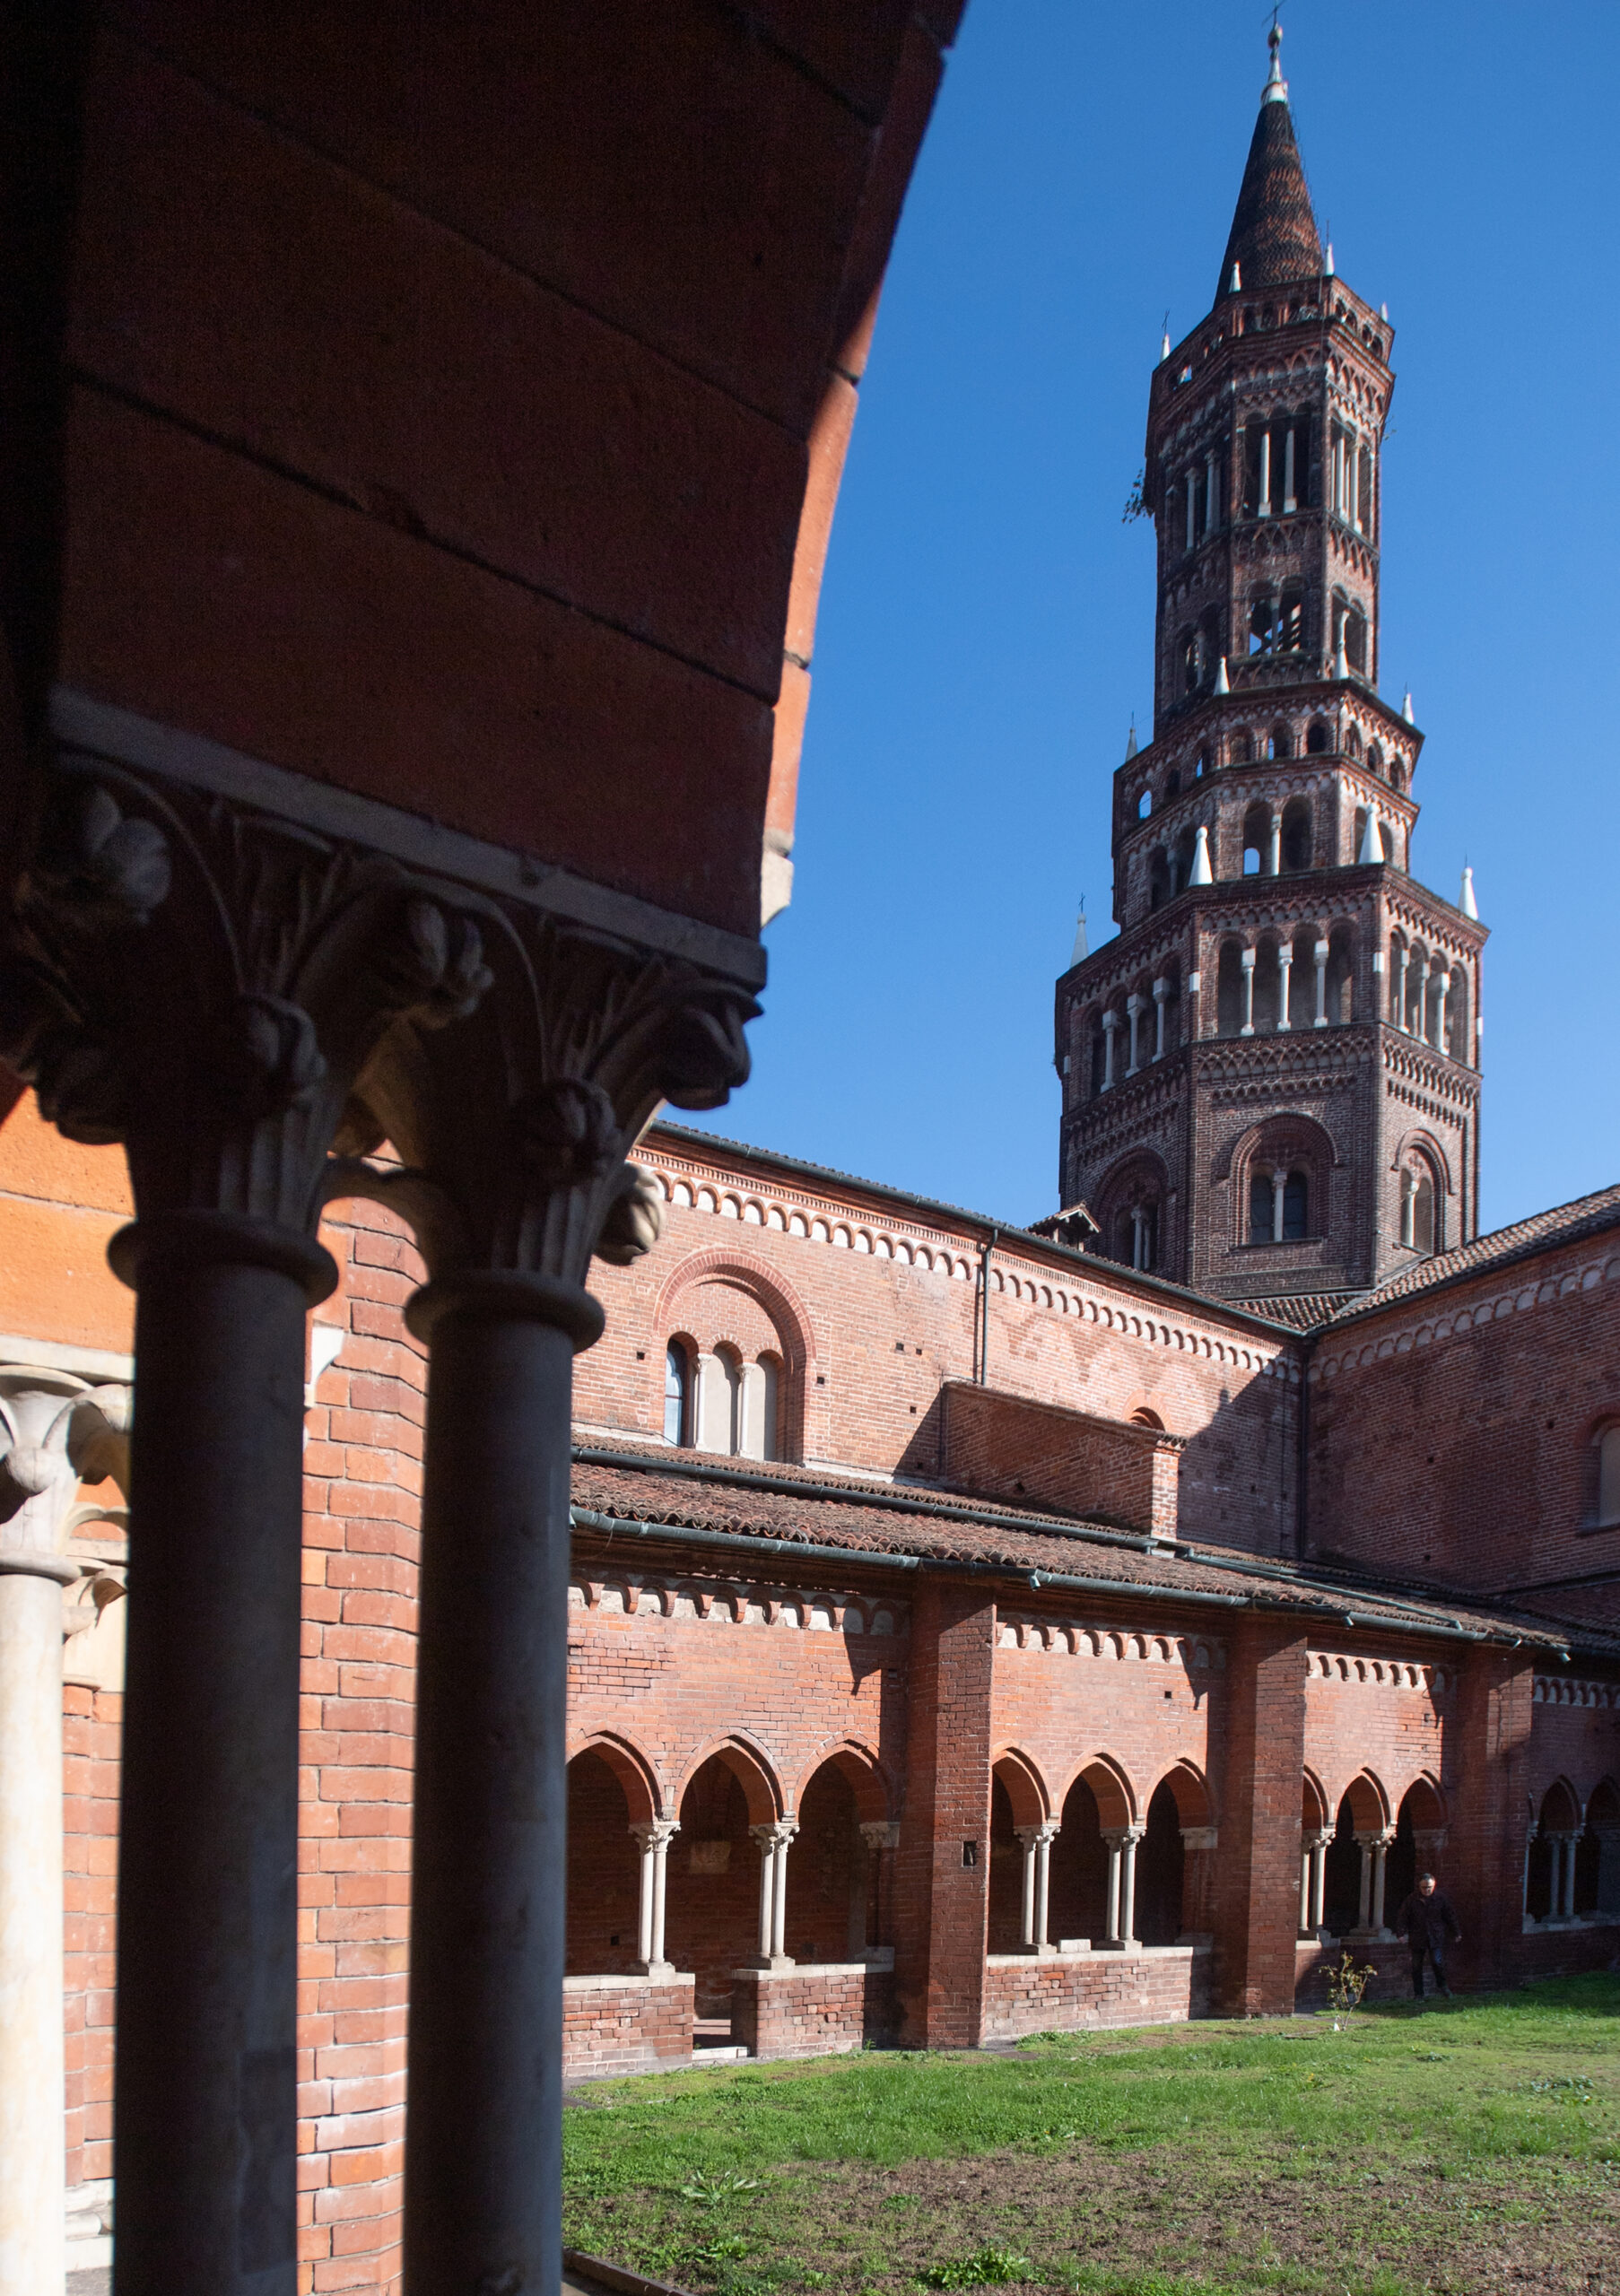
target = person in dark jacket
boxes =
[1397,1871,1460,1999]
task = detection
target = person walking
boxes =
[1396,1870,1460,2000]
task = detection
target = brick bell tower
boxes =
[1054,27,1486,1324]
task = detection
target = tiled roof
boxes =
[1232,1290,1362,1331]
[570,1443,1577,1650]
[1327,1183,1620,1326]
[1216,88,1323,300]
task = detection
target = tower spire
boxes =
[1215,22,1323,303]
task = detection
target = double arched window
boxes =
[664,1336,780,1460]
[1248,1168,1309,1245]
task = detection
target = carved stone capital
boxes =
[0,1367,131,1573]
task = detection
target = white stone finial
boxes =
[1264,22,1287,103]
[1357,812,1385,866]
[1214,655,1230,695]
[1071,903,1089,965]
[1229,263,1242,292]
[1333,631,1350,680]
[1125,723,1138,761]
[1189,824,1214,886]
[1325,241,1335,276]
[1401,690,1415,724]
[1380,301,1389,320]
[1161,328,1171,361]
[1459,865,1479,921]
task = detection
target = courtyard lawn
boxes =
[562,1973,1620,2296]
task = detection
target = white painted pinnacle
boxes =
[1333,632,1350,680]
[1214,655,1230,695]
[1161,329,1171,361]
[1325,241,1336,277]
[1071,904,1089,964]
[1125,724,1138,761]
[1229,263,1242,292]
[1401,691,1415,724]
[1459,866,1479,920]
[1189,824,1214,886]
[1264,22,1287,103]
[1357,812,1385,866]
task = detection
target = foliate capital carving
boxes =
[630,1819,681,1852]
[0,1369,131,1573]
[0,749,496,1234]
[343,910,758,1292]
[749,1819,799,1854]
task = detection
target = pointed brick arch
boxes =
[674,1733,784,1826]
[566,1730,662,1825]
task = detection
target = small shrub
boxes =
[919,2246,1032,2288]
[1325,1952,1377,2017]
[681,2170,762,2207]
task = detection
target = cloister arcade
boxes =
[1525,1776,1620,1925]
[1298,1770,1449,1941]
[983,1750,1215,1957]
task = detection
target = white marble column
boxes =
[1395,942,1410,1030]
[1400,1168,1417,1249]
[1126,992,1144,1076]
[0,1371,129,2296]
[1433,966,1450,1056]
[631,1818,679,1972]
[1308,1830,1331,1934]
[1102,1826,1144,1945]
[750,1819,798,1966]
[1259,425,1272,517]
[1370,1831,1394,1934]
[1282,423,1296,513]
[1152,978,1170,1059]
[1271,1170,1287,1246]
[1267,815,1282,876]
[1129,1206,1147,1272]
[1102,1010,1119,1091]
[1240,946,1257,1035]
[1313,938,1330,1028]
[1276,941,1293,1031]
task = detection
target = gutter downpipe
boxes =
[567,1509,1556,1651]
[976,1227,998,1387]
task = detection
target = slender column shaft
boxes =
[1185,473,1197,552]
[1119,1835,1139,1946]
[1310,1839,1328,1931]
[1356,1841,1373,1928]
[1105,1841,1122,1943]
[771,1838,791,1959]
[1266,816,1281,876]
[652,1833,672,1966]
[1240,947,1256,1035]
[1299,1849,1311,1936]
[1126,994,1143,1076]
[1036,1834,1052,1949]
[1371,1840,1389,1932]
[1271,1170,1286,1246]
[1523,1831,1535,1919]
[1259,427,1272,517]
[111,1213,335,2296]
[1434,970,1451,1057]
[1019,1837,1037,1947]
[1102,1013,1118,1091]
[1396,945,1410,1029]
[0,1561,74,2296]
[402,1272,601,2296]
[1418,957,1433,1044]
[1153,979,1168,1059]
[636,1835,657,1965]
[1350,437,1361,529]
[757,1834,776,1956]
[1205,449,1218,535]
[1283,424,1296,512]
[1276,946,1293,1031]
[1314,940,1330,1028]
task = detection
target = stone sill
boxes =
[1521,1912,1620,1935]
[564,1970,695,1993]
[732,1952,893,1982]
[987,1943,1207,1967]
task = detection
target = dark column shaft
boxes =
[403,1273,601,2296]
[111,1212,333,2296]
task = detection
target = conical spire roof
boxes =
[1215,29,1323,304]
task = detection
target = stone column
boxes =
[1313,938,1330,1027]
[631,1819,679,1972]
[1152,977,1169,1059]
[1307,1831,1331,1934]
[1102,1010,1119,1091]
[1282,423,1297,513]
[1240,945,1257,1035]
[1557,1833,1579,1920]
[1258,424,1272,517]
[1103,1833,1123,1944]
[1185,470,1198,552]
[1271,1170,1286,1246]
[1400,1168,1417,1249]
[1433,967,1450,1057]
[0,1373,129,2296]
[1416,952,1433,1045]
[1126,992,1144,1076]
[1298,1845,1312,1937]
[1276,941,1293,1031]
[1205,449,1218,536]
[1370,1831,1394,1935]
[1103,1826,1144,1945]
[1522,1825,1537,1924]
[1395,941,1410,1030]
[1015,1821,1059,1952]
[748,1820,798,1964]
[1354,1833,1375,1930]
[1266,815,1282,876]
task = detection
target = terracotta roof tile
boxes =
[1328,1183,1620,1325]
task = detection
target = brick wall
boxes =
[893,1578,995,2048]
[733,1963,895,2060]
[562,1977,695,2079]
[1307,1232,1620,1616]
[981,1945,1210,2040]
[62,1683,120,2193]
[940,1381,1181,1538]
[1302,1645,1450,1827]
[1211,1622,1309,2014]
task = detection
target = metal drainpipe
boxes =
[976,1228,998,1386]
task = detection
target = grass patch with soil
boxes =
[562,1973,1620,2294]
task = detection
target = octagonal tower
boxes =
[1055,30,1486,1324]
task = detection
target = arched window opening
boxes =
[1047,1773,1108,1950]
[1281,797,1312,872]
[1596,1425,1620,1529]
[1527,1780,1581,1925]
[1368,743,1385,780]
[1136,1781,1187,1947]
[718,1347,743,1452]
[1282,1169,1308,1240]
[1216,941,1246,1039]
[1251,939,1282,1031]
[1230,729,1253,764]
[1276,585,1303,652]
[664,1341,692,1447]
[1326,925,1355,1025]
[1269,722,1292,761]
[1148,849,1171,910]
[1137,786,1152,820]
[1166,769,1182,796]
[1346,726,1362,761]
[1576,1778,1620,1918]
[1248,590,1273,657]
[565,1751,642,1977]
[1398,1158,1438,1256]
[1248,1170,1275,1246]
[1129,1407,1165,1431]
[1322,1796,1363,1937]
[1241,800,1272,878]
[1305,718,1329,754]
[1344,605,1368,674]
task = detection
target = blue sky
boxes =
[722,0,1620,1238]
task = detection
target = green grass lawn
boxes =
[562,1974,1620,2295]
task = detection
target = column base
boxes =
[633,1960,677,1979]
[743,1953,797,1972]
